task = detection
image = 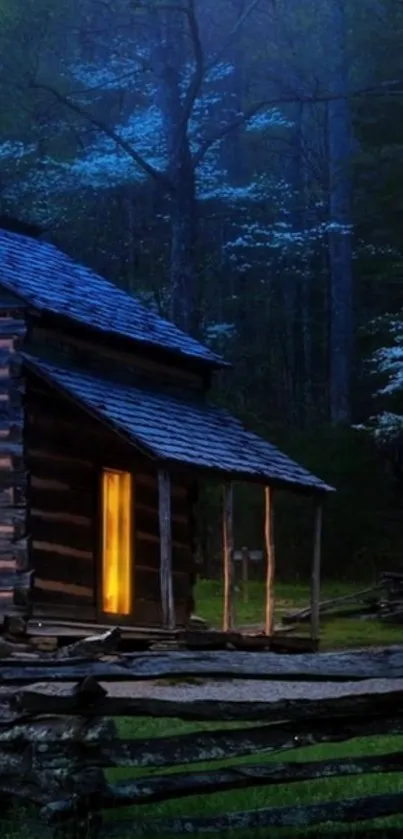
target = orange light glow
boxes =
[102,469,133,615]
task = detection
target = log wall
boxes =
[30,320,208,391]
[27,375,196,627]
[0,300,30,630]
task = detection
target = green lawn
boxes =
[195,578,403,649]
[3,579,403,838]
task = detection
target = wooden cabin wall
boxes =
[29,319,209,392]
[26,375,197,627]
[0,295,30,632]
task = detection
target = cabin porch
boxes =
[0,351,332,647]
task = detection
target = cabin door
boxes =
[101,469,134,618]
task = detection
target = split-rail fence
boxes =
[0,631,402,837]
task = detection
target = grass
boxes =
[195,577,403,649]
[3,579,403,837]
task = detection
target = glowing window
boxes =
[102,469,133,615]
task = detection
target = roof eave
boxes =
[158,457,335,495]
[23,354,332,495]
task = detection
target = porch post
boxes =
[222,482,234,631]
[310,497,323,642]
[158,469,175,630]
[264,486,275,636]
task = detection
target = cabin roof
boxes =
[0,228,224,368]
[24,354,334,494]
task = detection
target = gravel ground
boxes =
[101,677,403,701]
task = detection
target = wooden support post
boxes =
[264,487,275,636]
[311,498,323,642]
[241,546,249,604]
[223,483,234,632]
[158,470,175,631]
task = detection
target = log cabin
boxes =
[0,220,334,642]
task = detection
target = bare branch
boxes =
[30,81,174,193]
[132,0,204,128]
[207,0,264,71]
[193,80,403,166]
[181,0,204,126]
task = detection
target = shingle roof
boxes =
[0,228,224,367]
[24,354,334,494]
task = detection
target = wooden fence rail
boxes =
[1,631,403,836]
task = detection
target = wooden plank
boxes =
[241,546,249,604]
[0,714,114,748]
[137,529,192,556]
[29,448,93,470]
[31,323,204,387]
[0,313,28,619]
[264,487,275,635]
[34,579,93,599]
[0,508,26,527]
[283,585,381,624]
[0,559,16,572]
[0,470,27,490]
[136,484,191,520]
[134,599,187,628]
[136,541,193,575]
[6,647,403,681]
[135,568,190,602]
[42,751,403,822]
[32,541,92,561]
[32,551,94,589]
[0,571,32,592]
[14,683,403,720]
[28,458,94,492]
[28,715,403,776]
[97,791,403,836]
[31,603,97,622]
[222,483,234,632]
[139,472,189,499]
[158,470,175,631]
[30,515,93,553]
[0,423,23,444]
[0,590,15,614]
[136,509,191,545]
[31,508,92,528]
[311,499,323,641]
[30,483,93,517]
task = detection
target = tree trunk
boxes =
[327,0,353,425]
[151,8,199,337]
[169,161,199,335]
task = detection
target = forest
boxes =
[1,0,403,581]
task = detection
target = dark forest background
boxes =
[2,0,403,580]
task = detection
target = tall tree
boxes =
[326,0,353,425]
[29,0,277,334]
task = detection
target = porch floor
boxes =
[23,618,318,654]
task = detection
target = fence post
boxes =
[241,546,249,604]
[264,487,275,636]
[223,483,235,631]
[311,498,323,642]
[158,470,175,631]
